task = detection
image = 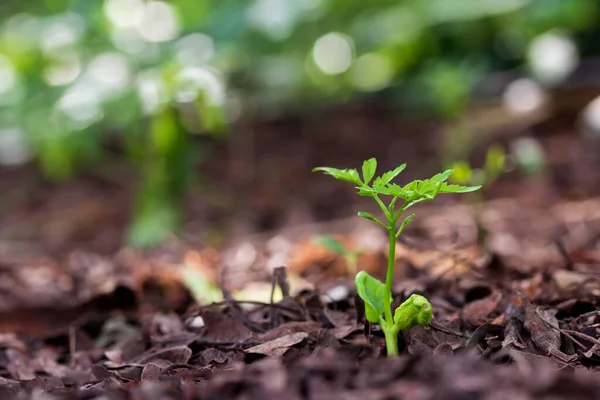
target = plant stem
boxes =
[384,327,399,356]
[383,225,396,327]
[373,195,390,219]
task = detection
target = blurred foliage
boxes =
[450,144,507,189]
[314,235,362,275]
[0,0,598,245]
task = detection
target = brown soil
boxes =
[1,102,600,399]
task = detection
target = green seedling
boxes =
[313,158,480,356]
[450,144,507,189]
[314,235,363,275]
[180,265,223,305]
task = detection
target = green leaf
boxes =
[357,211,386,228]
[396,213,415,238]
[357,187,378,196]
[364,300,380,324]
[374,163,406,186]
[313,167,362,185]
[438,183,481,193]
[429,169,454,183]
[401,181,418,197]
[181,265,223,304]
[418,180,440,197]
[393,294,433,331]
[355,271,390,324]
[358,185,392,197]
[314,235,348,255]
[385,183,407,198]
[362,158,377,185]
[347,168,362,183]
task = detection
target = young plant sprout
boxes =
[314,235,363,275]
[313,158,481,356]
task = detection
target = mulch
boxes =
[1,197,600,399]
[2,103,600,399]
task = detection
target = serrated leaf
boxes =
[430,169,454,183]
[375,164,406,186]
[419,180,439,196]
[355,271,390,324]
[313,167,362,185]
[401,181,418,197]
[314,235,348,255]
[357,187,378,197]
[348,168,361,183]
[385,183,407,198]
[358,185,392,197]
[362,158,377,185]
[439,183,481,193]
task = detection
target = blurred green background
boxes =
[1,0,599,246]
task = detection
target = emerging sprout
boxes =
[314,158,480,356]
[314,235,363,275]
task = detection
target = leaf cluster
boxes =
[313,158,480,229]
[356,270,433,333]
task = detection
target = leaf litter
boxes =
[4,153,600,397]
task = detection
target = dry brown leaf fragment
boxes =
[502,303,525,350]
[462,291,502,326]
[522,301,573,362]
[258,321,321,342]
[523,301,560,356]
[245,332,309,357]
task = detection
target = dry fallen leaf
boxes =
[502,301,525,350]
[245,332,309,357]
[523,301,573,362]
[462,291,502,326]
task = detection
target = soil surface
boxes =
[1,101,600,399]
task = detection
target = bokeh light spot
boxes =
[136,1,180,43]
[350,53,393,91]
[137,69,168,115]
[312,32,354,75]
[0,127,30,166]
[510,137,546,175]
[581,96,600,137]
[104,0,145,28]
[528,31,578,85]
[57,87,103,130]
[43,52,81,86]
[176,67,225,105]
[0,55,17,95]
[176,33,215,66]
[247,0,298,41]
[40,13,85,55]
[87,52,133,95]
[502,78,546,115]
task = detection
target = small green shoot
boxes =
[180,265,223,305]
[313,158,480,356]
[450,144,507,188]
[314,235,363,275]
